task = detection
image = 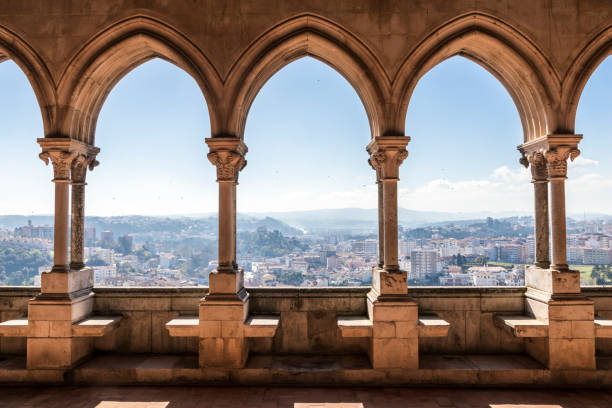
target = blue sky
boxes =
[0,56,610,216]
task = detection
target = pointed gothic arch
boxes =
[55,15,223,144]
[393,13,560,143]
[561,25,612,135]
[222,14,390,140]
[0,25,56,137]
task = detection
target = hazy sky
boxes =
[0,56,610,216]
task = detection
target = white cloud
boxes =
[569,156,599,168]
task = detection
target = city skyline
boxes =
[0,56,610,215]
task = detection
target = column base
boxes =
[209,267,245,298]
[39,266,94,300]
[199,291,249,368]
[371,266,407,297]
[525,265,580,296]
[367,284,418,369]
[524,290,595,370]
[26,292,94,369]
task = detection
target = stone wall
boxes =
[5,286,607,357]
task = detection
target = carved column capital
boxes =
[366,136,410,180]
[37,137,100,183]
[205,137,248,183]
[518,134,582,181]
[71,154,99,185]
[545,146,580,180]
[520,151,548,183]
[39,151,77,182]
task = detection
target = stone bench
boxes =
[337,314,450,338]
[418,315,451,338]
[166,314,280,338]
[595,318,612,338]
[494,315,549,338]
[72,316,123,337]
[0,316,122,338]
[0,318,29,337]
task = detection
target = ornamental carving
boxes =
[71,154,99,184]
[39,151,77,181]
[367,148,408,180]
[545,147,580,179]
[520,151,547,182]
[207,151,247,182]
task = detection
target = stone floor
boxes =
[0,386,611,408]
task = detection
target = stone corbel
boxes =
[518,134,582,181]
[545,146,580,180]
[205,137,248,182]
[71,153,100,185]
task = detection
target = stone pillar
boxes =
[518,135,594,370]
[70,154,99,270]
[366,136,418,369]
[199,137,249,368]
[29,138,100,369]
[523,152,550,269]
[377,179,384,268]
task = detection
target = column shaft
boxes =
[549,179,568,270]
[383,179,398,271]
[53,181,70,271]
[70,183,85,269]
[533,181,550,268]
[218,181,234,271]
[377,181,384,267]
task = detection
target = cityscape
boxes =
[1,211,611,288]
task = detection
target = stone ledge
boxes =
[0,318,28,337]
[244,315,279,338]
[595,318,612,338]
[166,316,199,337]
[72,316,122,337]
[337,316,372,338]
[418,315,450,338]
[494,315,549,338]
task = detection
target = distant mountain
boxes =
[245,208,535,232]
[0,214,302,236]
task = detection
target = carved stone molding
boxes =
[205,137,248,182]
[366,136,410,180]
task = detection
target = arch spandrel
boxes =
[0,25,56,138]
[561,25,612,135]
[392,13,560,143]
[222,14,392,140]
[56,15,223,145]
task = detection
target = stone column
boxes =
[545,147,578,272]
[70,154,99,270]
[367,136,410,294]
[39,150,75,273]
[29,138,100,370]
[199,137,249,368]
[518,135,594,371]
[369,164,384,268]
[365,136,418,369]
[205,137,247,294]
[525,152,550,269]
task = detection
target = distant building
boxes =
[351,239,377,255]
[410,250,438,280]
[583,248,612,265]
[101,230,114,245]
[16,220,54,240]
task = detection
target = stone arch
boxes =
[56,15,223,144]
[0,25,56,137]
[561,25,612,134]
[393,13,560,143]
[223,14,390,140]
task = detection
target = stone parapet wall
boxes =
[4,286,604,357]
